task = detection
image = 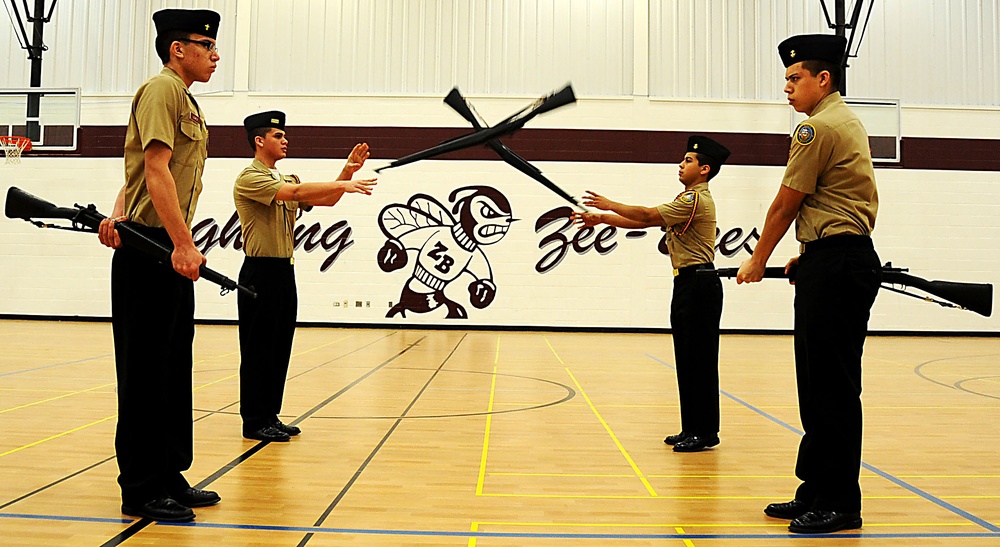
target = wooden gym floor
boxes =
[0,319,998,546]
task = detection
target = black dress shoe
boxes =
[764,499,811,520]
[170,487,221,508]
[121,497,195,522]
[789,509,862,534]
[672,435,720,452]
[244,424,290,442]
[273,421,301,436]
[663,431,689,445]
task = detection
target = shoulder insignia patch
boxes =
[679,191,696,204]
[795,123,816,146]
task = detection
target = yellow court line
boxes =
[490,472,638,478]
[468,521,479,547]
[0,388,105,394]
[476,365,498,496]
[469,520,981,529]
[675,526,696,547]
[194,373,238,392]
[562,366,658,497]
[475,335,501,496]
[0,414,117,458]
[479,493,929,500]
[0,382,115,414]
[488,472,795,479]
[1,351,243,458]
[290,335,352,358]
[0,337,348,459]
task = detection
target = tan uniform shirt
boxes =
[782,92,878,244]
[123,67,209,228]
[656,182,716,269]
[234,158,301,258]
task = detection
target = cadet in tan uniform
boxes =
[96,9,222,523]
[235,111,376,442]
[737,34,880,534]
[572,135,730,453]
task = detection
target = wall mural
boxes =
[376,186,514,319]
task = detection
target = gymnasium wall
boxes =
[1,0,998,332]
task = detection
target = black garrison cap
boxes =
[243,111,286,134]
[778,34,847,68]
[153,9,220,39]
[687,135,731,165]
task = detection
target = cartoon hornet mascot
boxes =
[377,185,515,319]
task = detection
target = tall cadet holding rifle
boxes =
[97,9,223,522]
[737,34,880,534]
[572,135,730,453]
[235,111,376,442]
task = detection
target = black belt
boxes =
[803,234,873,254]
[673,262,715,277]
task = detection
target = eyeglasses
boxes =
[178,38,219,54]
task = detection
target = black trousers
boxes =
[238,257,297,432]
[792,235,880,513]
[670,266,723,437]
[111,228,194,505]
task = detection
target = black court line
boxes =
[191,331,400,419]
[99,333,424,546]
[0,456,115,511]
[296,333,467,547]
[2,398,237,512]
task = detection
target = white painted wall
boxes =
[2,0,999,105]
[1,1,998,332]
[3,97,998,333]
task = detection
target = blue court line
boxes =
[0,354,112,378]
[0,513,998,540]
[0,512,131,524]
[646,353,1000,534]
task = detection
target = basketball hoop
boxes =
[1,136,32,164]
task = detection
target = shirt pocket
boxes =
[179,116,206,142]
[174,112,207,168]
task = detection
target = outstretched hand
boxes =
[344,178,377,195]
[569,211,603,228]
[581,190,613,211]
[344,143,370,175]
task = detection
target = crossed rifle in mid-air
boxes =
[376,84,583,210]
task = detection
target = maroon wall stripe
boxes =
[50,126,1000,172]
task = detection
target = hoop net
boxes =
[1,136,32,164]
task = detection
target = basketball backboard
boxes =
[0,88,80,151]
[791,97,901,163]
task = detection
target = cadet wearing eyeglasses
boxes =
[98,8,223,523]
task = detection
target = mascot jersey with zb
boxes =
[233,158,302,258]
[783,92,878,244]
[123,67,208,228]
[655,182,716,269]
